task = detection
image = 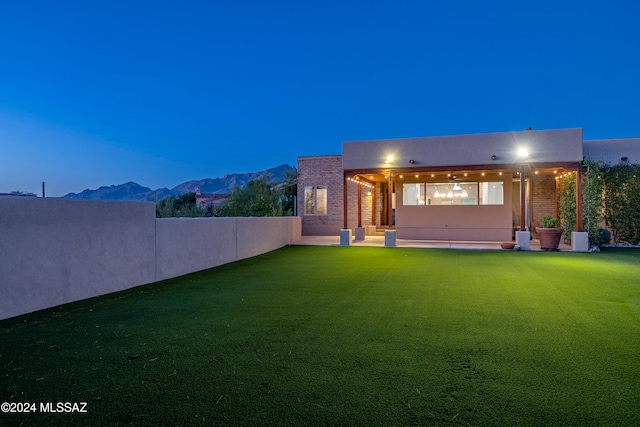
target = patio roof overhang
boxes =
[342,128,584,171]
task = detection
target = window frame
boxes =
[401,180,504,206]
[304,185,328,215]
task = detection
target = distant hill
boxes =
[63,164,296,202]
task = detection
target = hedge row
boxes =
[558,161,640,246]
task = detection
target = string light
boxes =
[347,177,375,188]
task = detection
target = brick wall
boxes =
[531,174,558,235]
[346,181,374,230]
[297,155,345,235]
[297,155,376,235]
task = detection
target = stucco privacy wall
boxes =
[0,197,301,320]
[0,197,156,320]
[156,216,301,281]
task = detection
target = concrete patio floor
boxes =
[293,235,573,251]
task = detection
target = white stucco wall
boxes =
[583,138,640,165]
[0,197,156,320]
[155,216,301,281]
[0,197,301,320]
[342,128,583,170]
[395,174,513,241]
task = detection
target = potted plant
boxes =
[536,215,564,251]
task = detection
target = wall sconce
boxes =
[491,155,497,160]
[621,156,628,162]
[409,159,416,164]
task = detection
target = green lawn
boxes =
[2,246,640,426]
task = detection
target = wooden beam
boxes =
[520,165,526,231]
[343,172,348,229]
[575,163,583,232]
[357,182,362,228]
[343,162,578,177]
[387,173,393,227]
[372,185,376,226]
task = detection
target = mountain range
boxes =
[62,164,296,202]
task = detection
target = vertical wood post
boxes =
[372,185,376,226]
[575,163,583,232]
[343,173,349,229]
[357,182,362,227]
[387,173,393,228]
[520,165,526,231]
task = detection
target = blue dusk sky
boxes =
[1,0,639,197]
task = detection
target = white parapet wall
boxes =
[0,197,301,320]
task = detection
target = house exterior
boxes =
[195,187,229,211]
[297,128,640,242]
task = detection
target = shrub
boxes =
[540,215,560,228]
[214,177,284,217]
[602,164,640,245]
[597,228,611,246]
[156,192,203,218]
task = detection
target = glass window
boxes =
[304,186,327,215]
[316,187,327,214]
[402,183,425,205]
[402,181,504,206]
[426,182,478,206]
[479,182,504,205]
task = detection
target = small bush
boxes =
[540,215,560,228]
[597,228,611,246]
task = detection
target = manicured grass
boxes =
[2,246,640,426]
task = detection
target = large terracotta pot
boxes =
[536,227,564,250]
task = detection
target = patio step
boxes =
[375,227,393,236]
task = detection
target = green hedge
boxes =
[602,164,640,244]
[558,160,640,246]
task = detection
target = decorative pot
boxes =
[535,227,564,250]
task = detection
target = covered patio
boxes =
[341,129,585,244]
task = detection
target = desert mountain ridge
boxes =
[62,164,296,202]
